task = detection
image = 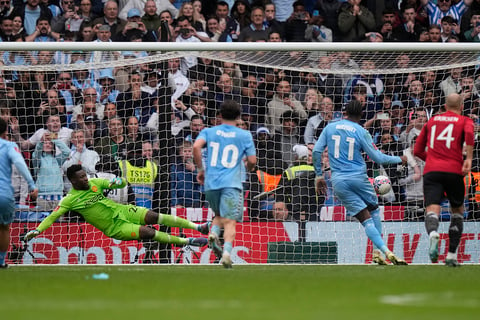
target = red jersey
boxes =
[414,111,474,175]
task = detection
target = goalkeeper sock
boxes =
[370,208,382,250]
[425,212,439,235]
[224,241,233,254]
[210,225,221,238]
[157,214,197,230]
[448,213,464,254]
[153,230,188,245]
[0,251,6,265]
[362,218,388,254]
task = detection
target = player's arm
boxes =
[8,144,36,193]
[244,133,257,172]
[312,129,327,194]
[361,130,405,165]
[463,117,475,175]
[193,137,207,185]
[413,125,428,161]
[24,204,70,240]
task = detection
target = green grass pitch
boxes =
[1,265,479,320]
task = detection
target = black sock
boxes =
[448,214,464,253]
[425,212,439,235]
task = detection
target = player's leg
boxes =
[370,206,387,265]
[444,174,466,267]
[0,224,9,268]
[138,207,209,235]
[423,172,444,263]
[140,226,207,247]
[217,188,243,268]
[204,190,224,260]
[0,199,15,268]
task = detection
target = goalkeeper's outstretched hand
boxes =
[108,177,122,188]
[24,230,40,241]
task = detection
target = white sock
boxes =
[446,252,457,260]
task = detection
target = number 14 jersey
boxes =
[415,111,474,175]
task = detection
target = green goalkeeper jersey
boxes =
[36,178,128,234]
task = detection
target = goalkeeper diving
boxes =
[24,164,209,247]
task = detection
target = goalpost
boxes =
[2,42,480,265]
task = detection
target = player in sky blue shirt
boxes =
[0,118,38,268]
[313,100,408,265]
[193,100,256,268]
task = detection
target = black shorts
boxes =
[423,171,465,208]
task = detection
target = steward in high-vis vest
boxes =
[274,144,322,221]
[118,158,158,209]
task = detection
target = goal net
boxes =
[3,42,480,265]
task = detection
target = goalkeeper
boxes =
[24,164,209,247]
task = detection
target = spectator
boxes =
[284,0,310,42]
[304,96,334,148]
[176,1,204,31]
[142,0,162,32]
[92,0,126,39]
[215,0,240,41]
[89,25,121,66]
[168,57,190,108]
[51,0,82,33]
[35,89,67,130]
[238,6,270,42]
[428,24,442,42]
[11,14,26,40]
[304,9,332,43]
[0,15,14,42]
[267,78,307,133]
[77,0,98,22]
[31,134,70,211]
[25,16,60,42]
[274,144,318,221]
[62,129,100,183]
[264,1,284,37]
[119,0,178,22]
[440,67,463,98]
[12,0,53,36]
[78,20,95,41]
[115,8,151,42]
[96,68,120,104]
[337,0,376,42]
[94,116,128,162]
[272,110,305,166]
[175,114,206,145]
[330,51,360,86]
[463,11,480,41]
[400,79,424,109]
[170,140,203,208]
[116,71,154,126]
[393,4,424,41]
[231,0,251,30]
[397,135,424,219]
[0,0,13,19]
[440,15,458,42]
[125,116,153,152]
[421,0,472,28]
[213,73,242,114]
[313,55,343,105]
[240,73,267,126]
[12,114,72,155]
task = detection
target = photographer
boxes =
[284,1,310,42]
[51,0,83,33]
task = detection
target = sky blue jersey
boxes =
[197,124,256,191]
[312,119,402,179]
[0,138,36,198]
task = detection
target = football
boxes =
[373,175,392,195]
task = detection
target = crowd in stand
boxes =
[1,0,480,222]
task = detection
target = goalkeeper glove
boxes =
[24,229,40,241]
[108,177,122,187]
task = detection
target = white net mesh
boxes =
[3,43,480,265]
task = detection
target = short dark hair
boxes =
[345,100,363,118]
[220,100,241,120]
[67,164,83,181]
[280,110,299,124]
[0,117,7,135]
